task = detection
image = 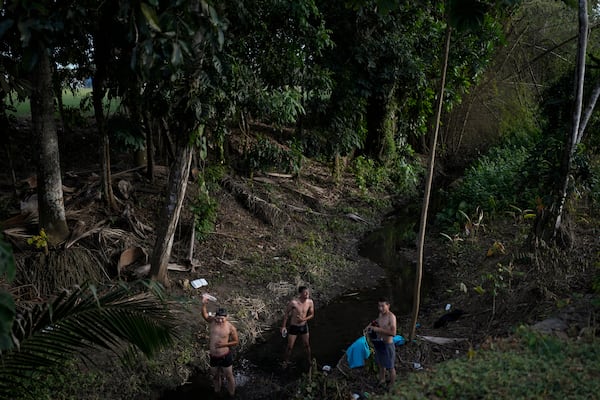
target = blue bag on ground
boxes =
[346,336,371,368]
[393,335,406,345]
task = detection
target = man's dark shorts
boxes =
[288,324,309,335]
[373,340,395,369]
[210,351,233,368]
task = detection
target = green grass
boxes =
[376,325,600,400]
[8,88,119,118]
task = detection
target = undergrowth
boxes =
[376,326,600,400]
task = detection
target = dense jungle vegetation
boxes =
[1,0,599,399]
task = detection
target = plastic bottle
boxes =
[202,293,217,302]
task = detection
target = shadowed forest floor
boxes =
[1,119,598,399]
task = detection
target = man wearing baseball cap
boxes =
[202,298,239,397]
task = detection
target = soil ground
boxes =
[1,119,599,399]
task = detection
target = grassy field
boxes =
[8,88,118,118]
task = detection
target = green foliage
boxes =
[256,86,305,128]
[108,114,145,152]
[190,168,221,241]
[379,326,600,400]
[60,106,89,128]
[436,133,538,231]
[439,208,487,266]
[0,281,175,399]
[288,359,351,400]
[353,156,388,194]
[388,146,424,198]
[15,358,105,400]
[26,228,48,254]
[352,148,423,199]
[244,136,304,175]
[287,233,351,287]
[322,95,368,158]
[479,261,525,314]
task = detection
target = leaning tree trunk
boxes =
[31,45,70,246]
[149,141,194,284]
[410,26,452,340]
[548,0,588,241]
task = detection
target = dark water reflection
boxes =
[162,212,430,399]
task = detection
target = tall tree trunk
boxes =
[31,45,70,246]
[150,141,194,284]
[144,110,155,181]
[364,89,395,162]
[550,0,588,240]
[93,26,118,212]
[577,79,600,144]
[364,94,386,160]
[410,26,452,340]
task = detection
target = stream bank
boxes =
[161,208,432,399]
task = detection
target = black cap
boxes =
[216,308,227,317]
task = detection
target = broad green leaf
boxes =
[0,282,175,398]
[140,3,161,32]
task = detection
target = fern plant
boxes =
[0,281,176,399]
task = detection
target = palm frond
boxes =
[0,281,176,398]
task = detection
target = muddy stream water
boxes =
[162,209,431,399]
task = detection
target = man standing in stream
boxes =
[281,286,314,368]
[366,297,397,388]
[202,297,239,397]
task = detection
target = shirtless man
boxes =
[366,297,397,387]
[201,298,239,397]
[281,286,314,367]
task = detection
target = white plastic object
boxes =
[202,293,217,302]
[445,303,451,311]
[322,365,332,372]
[281,327,287,338]
[191,278,208,288]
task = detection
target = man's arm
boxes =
[201,299,213,322]
[304,300,315,322]
[227,324,239,347]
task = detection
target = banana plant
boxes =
[0,280,176,398]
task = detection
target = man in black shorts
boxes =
[202,298,239,396]
[281,286,314,367]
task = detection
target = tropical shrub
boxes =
[352,144,423,199]
[243,135,303,175]
[0,281,175,399]
[191,166,223,240]
[436,131,540,231]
